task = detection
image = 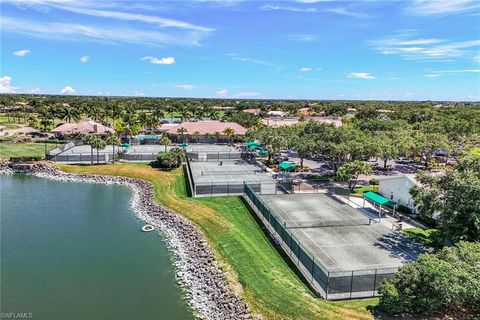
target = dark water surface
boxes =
[1,175,193,320]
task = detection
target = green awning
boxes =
[179,143,188,147]
[279,161,295,171]
[363,191,395,206]
[245,141,261,148]
[122,143,130,147]
[249,144,260,150]
[259,149,268,156]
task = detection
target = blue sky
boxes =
[1,0,479,101]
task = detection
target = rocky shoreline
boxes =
[1,162,252,320]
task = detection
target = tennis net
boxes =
[284,218,371,229]
[200,170,258,176]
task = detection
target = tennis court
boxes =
[124,145,171,154]
[58,145,119,154]
[244,190,424,299]
[259,193,421,272]
[188,161,276,196]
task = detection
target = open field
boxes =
[58,163,378,320]
[0,143,54,159]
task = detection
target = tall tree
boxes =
[105,131,121,163]
[410,155,480,243]
[222,127,236,144]
[336,160,372,191]
[160,134,171,152]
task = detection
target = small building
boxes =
[242,108,261,115]
[267,110,286,117]
[297,107,316,116]
[50,120,114,138]
[159,120,247,143]
[262,117,342,128]
[378,175,418,213]
[347,108,357,114]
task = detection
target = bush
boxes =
[156,149,183,169]
[379,241,480,315]
[369,178,380,185]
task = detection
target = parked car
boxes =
[396,157,415,164]
[366,159,379,167]
[273,155,289,162]
[311,154,329,161]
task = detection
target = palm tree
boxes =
[82,134,96,165]
[177,127,188,143]
[89,134,107,165]
[209,109,221,120]
[223,127,236,144]
[160,134,171,152]
[61,107,81,123]
[105,131,121,163]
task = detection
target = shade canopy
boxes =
[244,141,261,148]
[249,144,260,150]
[279,161,295,171]
[259,149,269,156]
[363,191,395,206]
[121,143,130,147]
[179,143,188,147]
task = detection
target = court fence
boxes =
[122,153,158,162]
[47,152,111,164]
[192,181,280,197]
[187,151,254,162]
[243,184,398,300]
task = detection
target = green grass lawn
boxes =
[352,185,379,195]
[402,228,441,250]
[58,163,377,320]
[0,143,54,159]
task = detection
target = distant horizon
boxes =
[2,0,479,101]
[2,92,479,104]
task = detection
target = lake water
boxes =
[0,175,193,320]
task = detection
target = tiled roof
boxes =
[51,120,113,135]
[159,121,247,135]
[242,108,261,114]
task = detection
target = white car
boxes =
[396,157,415,164]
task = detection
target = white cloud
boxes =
[325,7,369,18]
[296,0,333,2]
[30,88,42,93]
[134,91,145,96]
[13,49,30,56]
[405,0,480,16]
[261,4,367,17]
[370,35,480,61]
[7,1,213,32]
[216,89,228,97]
[261,4,317,12]
[173,84,195,90]
[141,56,175,65]
[425,74,440,78]
[0,76,18,93]
[300,67,312,72]
[1,17,210,47]
[226,53,275,67]
[432,69,480,73]
[60,86,76,95]
[80,55,89,63]
[287,34,319,42]
[347,72,376,80]
[232,92,261,98]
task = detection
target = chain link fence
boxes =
[243,184,398,300]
